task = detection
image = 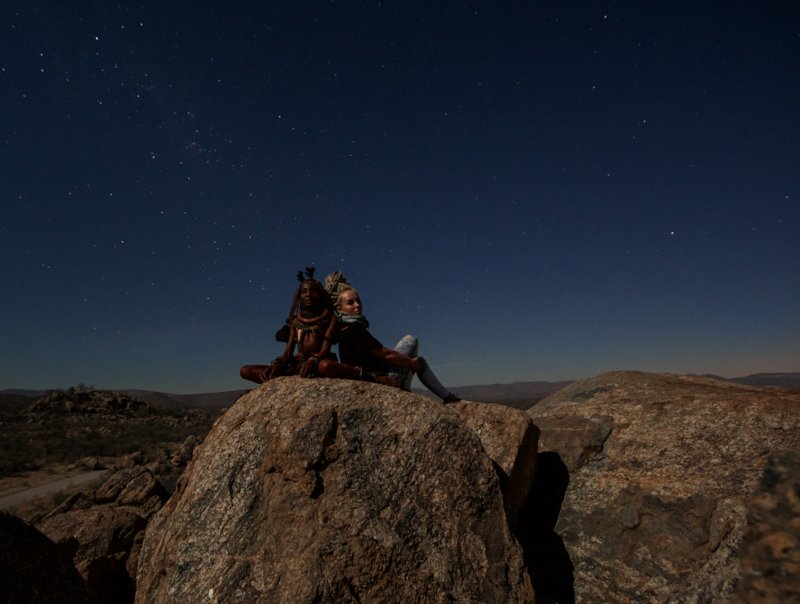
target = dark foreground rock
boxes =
[136,377,535,603]
[527,371,800,603]
[0,511,96,603]
[36,466,169,603]
[732,450,800,603]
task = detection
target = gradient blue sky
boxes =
[2,1,798,393]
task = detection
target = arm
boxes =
[278,322,297,361]
[299,315,339,377]
[319,314,338,358]
[260,323,297,380]
[341,323,422,373]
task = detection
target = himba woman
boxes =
[240,276,338,383]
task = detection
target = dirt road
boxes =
[0,470,109,509]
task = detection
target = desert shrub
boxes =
[0,457,29,476]
[0,405,219,476]
[50,489,69,507]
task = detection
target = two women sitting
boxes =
[240,278,459,404]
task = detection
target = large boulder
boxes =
[526,371,800,603]
[136,377,534,603]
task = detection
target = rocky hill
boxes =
[119,389,248,411]
[527,370,800,602]
[24,388,152,416]
[0,387,219,476]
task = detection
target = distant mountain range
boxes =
[413,380,574,409]
[2,372,798,411]
[723,372,800,389]
[419,373,800,408]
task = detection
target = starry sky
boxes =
[2,1,798,393]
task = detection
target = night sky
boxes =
[2,1,798,393]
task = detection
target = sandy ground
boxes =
[0,469,110,515]
[0,466,111,523]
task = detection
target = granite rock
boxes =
[136,377,534,603]
[527,371,800,603]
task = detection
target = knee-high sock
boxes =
[416,358,452,400]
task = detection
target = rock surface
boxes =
[38,505,145,603]
[449,401,540,529]
[136,377,534,603]
[0,511,95,603]
[732,450,800,603]
[36,466,169,603]
[527,371,800,603]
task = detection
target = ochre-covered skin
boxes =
[240,279,338,383]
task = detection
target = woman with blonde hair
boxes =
[319,287,459,403]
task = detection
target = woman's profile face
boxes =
[337,290,363,316]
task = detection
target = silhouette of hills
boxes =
[2,372,797,412]
[120,389,248,410]
[725,372,800,389]
[414,380,574,408]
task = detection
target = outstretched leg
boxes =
[416,358,460,402]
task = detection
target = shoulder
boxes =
[341,323,381,348]
[340,322,367,337]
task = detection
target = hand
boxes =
[409,357,424,373]
[257,367,272,383]
[300,356,319,377]
[266,357,288,380]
